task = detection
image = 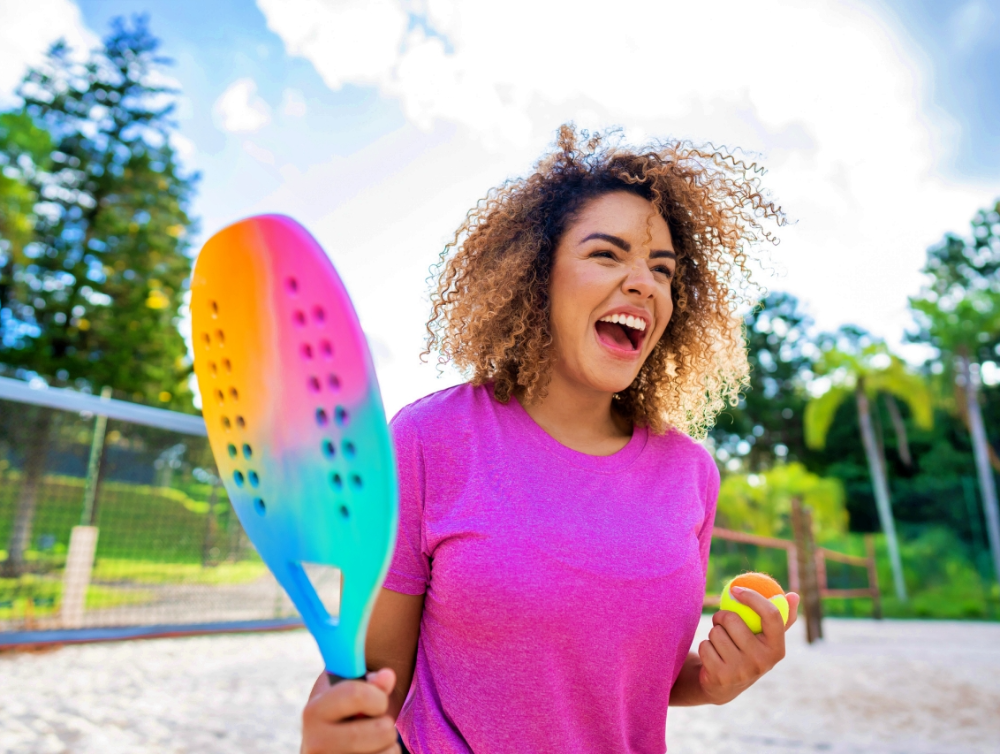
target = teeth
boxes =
[598,314,646,332]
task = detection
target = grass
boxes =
[90,558,266,585]
[0,573,155,621]
[0,470,245,563]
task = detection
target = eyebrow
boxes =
[580,232,630,251]
[580,232,676,259]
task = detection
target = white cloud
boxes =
[251,0,996,411]
[213,78,272,133]
[280,88,308,118]
[258,0,408,90]
[0,0,98,103]
[169,132,197,163]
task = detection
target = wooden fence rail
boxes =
[706,499,882,643]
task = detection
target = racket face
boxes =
[190,215,397,678]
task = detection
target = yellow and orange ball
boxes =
[719,572,790,634]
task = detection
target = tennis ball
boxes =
[719,572,790,634]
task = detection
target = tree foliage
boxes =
[710,292,815,470]
[0,16,197,409]
[716,462,847,541]
[804,340,933,451]
[910,199,1000,363]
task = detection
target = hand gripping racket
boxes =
[190,215,398,684]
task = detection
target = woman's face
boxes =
[547,191,675,396]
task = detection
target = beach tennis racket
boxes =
[190,214,398,684]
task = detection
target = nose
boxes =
[622,260,655,298]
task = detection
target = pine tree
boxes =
[0,16,198,575]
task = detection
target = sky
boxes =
[1,0,998,416]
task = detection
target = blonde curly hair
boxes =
[425,125,784,437]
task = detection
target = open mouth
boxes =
[595,314,647,353]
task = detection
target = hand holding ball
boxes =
[719,572,790,634]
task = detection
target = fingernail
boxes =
[731,586,745,595]
[365,671,378,682]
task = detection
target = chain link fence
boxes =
[0,377,299,645]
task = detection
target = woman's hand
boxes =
[697,587,801,705]
[300,668,401,754]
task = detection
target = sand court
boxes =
[0,617,997,754]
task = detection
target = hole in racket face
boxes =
[299,562,342,620]
[254,497,266,516]
[286,277,298,294]
[313,306,325,324]
[322,440,335,459]
[242,443,252,459]
[320,340,333,359]
[343,441,355,459]
[335,407,349,427]
[210,300,218,318]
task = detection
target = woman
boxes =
[301,126,798,754]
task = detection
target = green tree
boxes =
[910,199,1000,583]
[711,292,815,470]
[804,336,933,600]
[0,17,197,575]
[716,462,847,541]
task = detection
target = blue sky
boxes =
[2,0,998,412]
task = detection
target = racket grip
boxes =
[327,671,369,721]
[327,671,366,685]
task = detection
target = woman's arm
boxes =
[366,587,425,718]
[300,588,424,753]
[670,588,800,706]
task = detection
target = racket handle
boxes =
[327,671,365,685]
[326,671,369,721]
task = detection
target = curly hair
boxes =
[425,125,784,437]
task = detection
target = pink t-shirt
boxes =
[385,384,718,754]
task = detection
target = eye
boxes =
[591,250,617,261]
[653,264,675,278]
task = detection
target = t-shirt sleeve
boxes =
[382,410,430,595]
[698,454,721,573]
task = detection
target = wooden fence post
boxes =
[865,534,883,619]
[792,497,823,643]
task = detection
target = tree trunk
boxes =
[957,355,1000,584]
[883,394,912,467]
[856,385,908,601]
[954,379,1000,473]
[2,408,53,577]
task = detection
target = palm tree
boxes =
[804,341,933,601]
[911,291,1000,585]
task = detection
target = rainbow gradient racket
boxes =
[190,215,398,683]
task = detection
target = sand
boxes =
[0,617,997,753]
